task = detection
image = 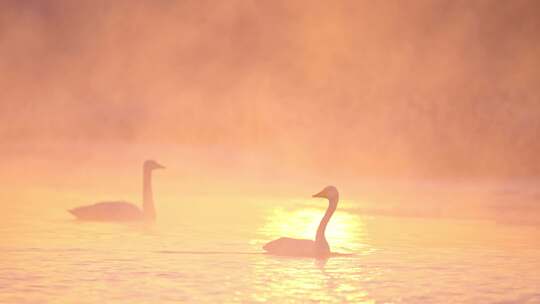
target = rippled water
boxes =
[2,192,540,303]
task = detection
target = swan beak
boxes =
[156,163,166,169]
[312,190,326,198]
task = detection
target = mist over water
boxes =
[2,1,540,176]
[1,1,540,303]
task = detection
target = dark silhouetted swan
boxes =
[68,160,164,221]
[263,185,339,258]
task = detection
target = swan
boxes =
[263,185,339,258]
[68,160,165,221]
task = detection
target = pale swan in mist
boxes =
[263,186,339,258]
[68,160,164,221]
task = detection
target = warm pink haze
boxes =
[1,1,540,303]
[2,1,540,176]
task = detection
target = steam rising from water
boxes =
[1,1,540,176]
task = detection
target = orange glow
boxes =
[2,1,540,303]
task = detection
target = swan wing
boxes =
[69,201,142,221]
[263,237,316,257]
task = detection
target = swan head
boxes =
[312,185,339,201]
[144,159,165,170]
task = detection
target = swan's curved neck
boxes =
[142,167,155,220]
[315,196,338,246]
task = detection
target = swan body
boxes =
[263,186,339,258]
[263,238,319,257]
[68,160,164,222]
[69,201,144,221]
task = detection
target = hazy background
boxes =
[1,0,540,222]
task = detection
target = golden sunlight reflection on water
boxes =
[251,257,376,303]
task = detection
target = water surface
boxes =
[1,190,539,303]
